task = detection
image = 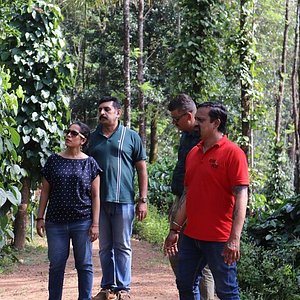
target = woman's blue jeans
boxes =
[99,202,134,292]
[177,234,240,300]
[46,219,93,300]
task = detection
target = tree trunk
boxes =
[137,0,146,147]
[149,109,158,164]
[240,0,253,158]
[13,177,31,250]
[275,0,290,143]
[123,0,131,127]
[82,1,87,123]
[291,0,300,193]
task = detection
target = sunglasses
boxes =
[64,129,85,138]
[171,112,187,123]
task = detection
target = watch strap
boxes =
[138,197,147,203]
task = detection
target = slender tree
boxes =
[137,0,146,146]
[275,0,290,143]
[291,0,300,192]
[123,0,131,127]
[240,0,255,158]
[81,1,88,122]
[149,108,158,163]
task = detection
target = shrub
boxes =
[134,204,169,247]
[263,143,294,205]
[238,233,300,300]
[147,158,175,215]
[248,195,300,247]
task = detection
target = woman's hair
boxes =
[71,121,90,152]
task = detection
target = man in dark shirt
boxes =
[168,94,215,300]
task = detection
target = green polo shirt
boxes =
[88,123,146,204]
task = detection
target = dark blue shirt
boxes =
[171,130,200,196]
[42,154,101,223]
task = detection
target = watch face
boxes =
[140,198,147,203]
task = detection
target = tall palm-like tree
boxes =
[123,0,131,127]
[137,0,145,145]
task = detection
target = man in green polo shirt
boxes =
[89,96,148,300]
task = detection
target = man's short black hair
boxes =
[168,94,197,114]
[197,102,227,134]
[98,96,121,109]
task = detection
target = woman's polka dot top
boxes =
[42,154,101,223]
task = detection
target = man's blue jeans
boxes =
[177,234,240,300]
[99,202,134,292]
[46,219,93,300]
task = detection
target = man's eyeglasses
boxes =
[171,112,187,123]
[64,129,85,138]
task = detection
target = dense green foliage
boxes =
[0,0,73,250]
[263,143,294,204]
[62,2,125,124]
[0,68,24,251]
[0,0,25,251]
[0,0,72,183]
[134,204,169,246]
[243,195,300,297]
[238,233,300,300]
[147,157,175,214]
[249,195,300,247]
[61,1,180,128]
[169,0,239,102]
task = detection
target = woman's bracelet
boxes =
[36,217,44,221]
[91,224,99,227]
[172,220,183,229]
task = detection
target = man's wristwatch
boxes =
[138,197,148,203]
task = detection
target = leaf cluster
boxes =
[262,142,294,204]
[0,0,73,184]
[168,0,239,102]
[239,233,300,300]
[248,194,300,247]
[0,0,74,252]
[133,204,169,246]
[147,157,175,215]
[0,68,24,251]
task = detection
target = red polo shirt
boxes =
[184,136,249,242]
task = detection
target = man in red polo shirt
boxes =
[168,94,215,300]
[164,102,249,300]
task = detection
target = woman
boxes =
[36,121,101,300]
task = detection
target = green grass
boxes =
[0,236,47,274]
[134,204,169,247]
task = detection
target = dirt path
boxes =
[0,237,178,299]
